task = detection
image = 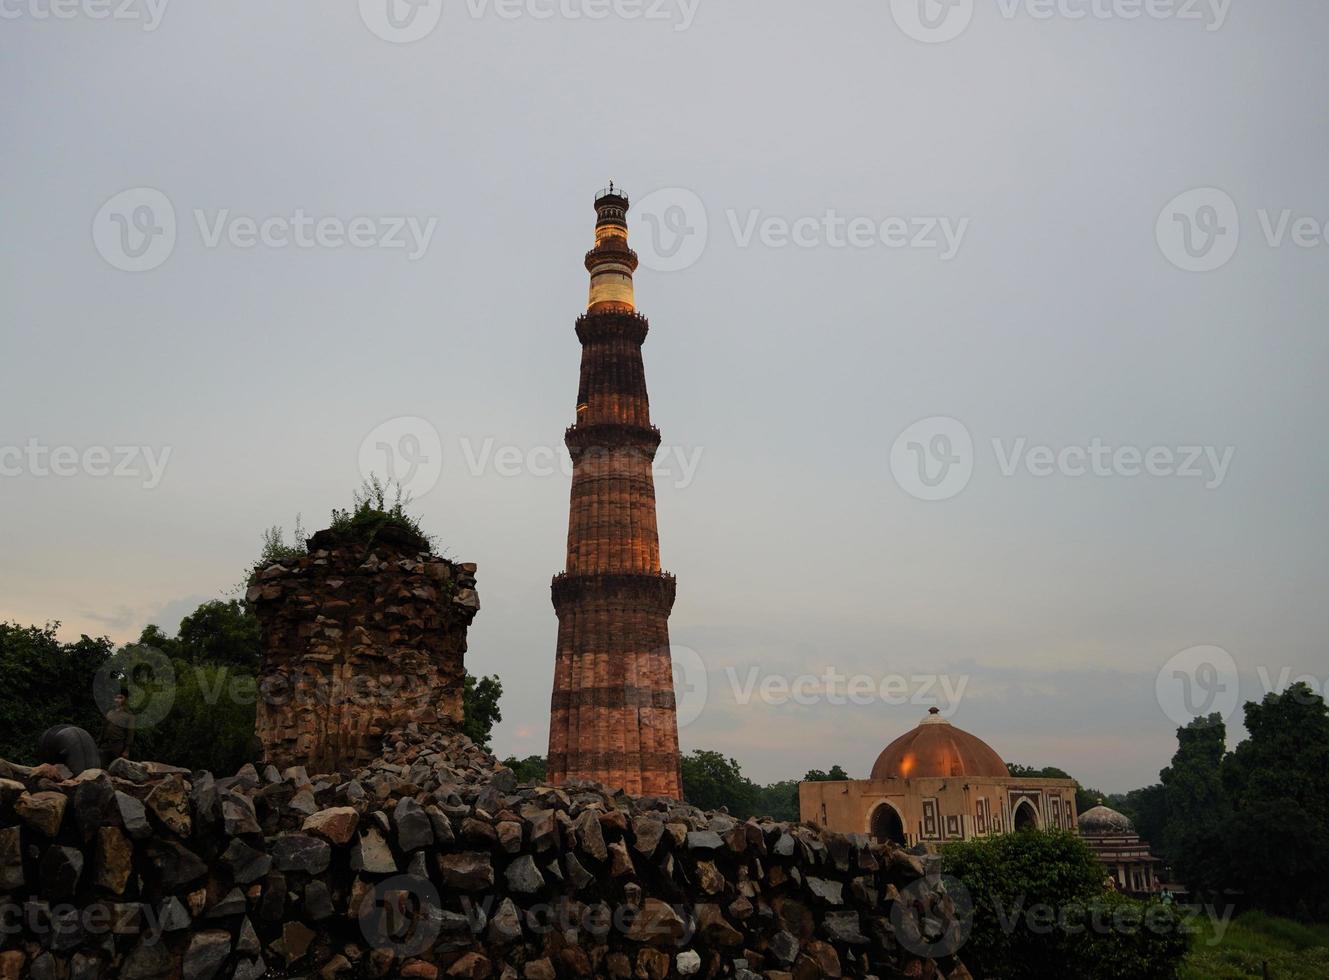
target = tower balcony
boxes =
[575,310,650,346]
[551,570,677,614]
[564,422,662,461]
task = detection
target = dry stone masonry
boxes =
[248,525,480,774]
[0,729,971,979]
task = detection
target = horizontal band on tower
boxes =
[551,571,677,613]
[585,245,639,272]
[564,422,662,461]
[548,750,682,775]
[551,687,678,710]
[575,310,650,346]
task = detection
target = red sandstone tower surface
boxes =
[547,186,683,799]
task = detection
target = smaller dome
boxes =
[870,708,1010,780]
[1078,804,1134,835]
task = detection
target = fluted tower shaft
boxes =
[547,187,682,799]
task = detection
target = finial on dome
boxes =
[929,707,940,715]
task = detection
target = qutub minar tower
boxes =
[547,186,683,799]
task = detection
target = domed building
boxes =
[799,708,1079,848]
[1078,804,1162,895]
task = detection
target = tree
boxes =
[1222,683,1329,919]
[174,600,261,669]
[502,755,548,783]
[1118,784,1168,854]
[680,750,759,815]
[802,765,850,782]
[462,673,503,751]
[943,830,1188,979]
[130,660,259,775]
[0,622,114,764]
[1160,713,1232,896]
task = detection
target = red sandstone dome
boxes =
[870,708,1011,780]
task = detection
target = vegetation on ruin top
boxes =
[252,476,436,574]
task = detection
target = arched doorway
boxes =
[1013,800,1040,831]
[870,803,906,845]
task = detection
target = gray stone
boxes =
[823,910,868,944]
[237,916,261,955]
[121,938,173,980]
[574,809,607,861]
[351,827,398,874]
[770,929,800,964]
[686,830,724,852]
[436,851,493,890]
[39,845,83,900]
[393,797,433,851]
[206,887,246,918]
[564,852,594,891]
[486,897,522,945]
[806,877,843,905]
[233,957,266,980]
[633,817,665,857]
[158,896,191,931]
[271,834,331,874]
[221,793,261,836]
[107,757,149,783]
[221,839,272,885]
[504,854,545,894]
[114,792,152,839]
[147,840,207,889]
[304,880,335,920]
[183,930,231,980]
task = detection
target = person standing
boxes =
[100,689,135,767]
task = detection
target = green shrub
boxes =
[0,623,114,764]
[943,830,1189,979]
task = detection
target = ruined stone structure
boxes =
[0,729,972,980]
[248,525,480,774]
[1078,803,1163,896]
[800,708,1079,848]
[548,187,683,799]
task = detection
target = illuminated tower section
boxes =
[547,186,682,799]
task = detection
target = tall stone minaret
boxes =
[547,185,682,799]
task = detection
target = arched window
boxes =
[870,803,907,845]
[1013,799,1040,832]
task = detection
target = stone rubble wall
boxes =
[248,527,480,773]
[0,729,972,980]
